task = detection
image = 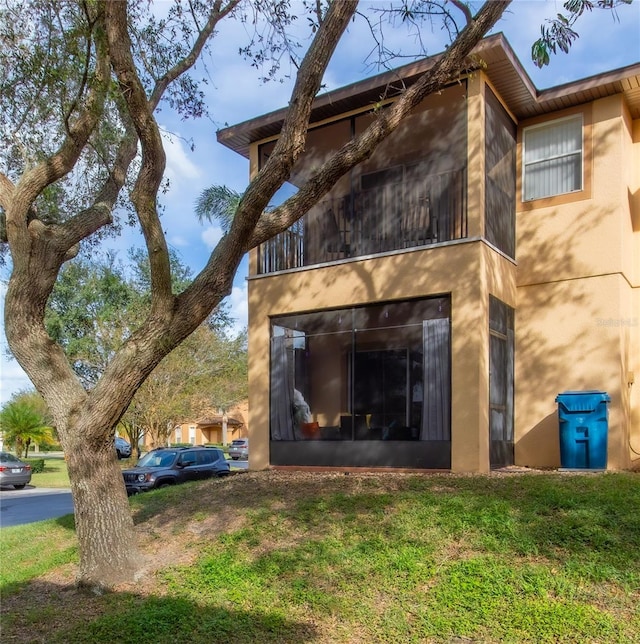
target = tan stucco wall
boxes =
[515,95,639,470]
[630,119,640,468]
[247,240,516,472]
[515,274,631,469]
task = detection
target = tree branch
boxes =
[9,5,110,240]
[0,172,14,214]
[178,0,360,324]
[104,0,172,310]
[449,0,473,25]
[148,0,242,112]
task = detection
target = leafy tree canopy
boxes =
[45,249,246,447]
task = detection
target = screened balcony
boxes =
[257,166,467,273]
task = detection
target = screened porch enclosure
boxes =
[270,297,451,469]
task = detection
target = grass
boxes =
[1,470,639,643]
[0,515,77,591]
[29,456,71,488]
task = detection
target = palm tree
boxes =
[0,398,54,457]
[195,185,243,232]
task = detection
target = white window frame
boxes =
[522,114,583,202]
[189,425,197,445]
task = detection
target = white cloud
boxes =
[161,128,202,184]
[226,280,248,336]
[201,225,224,249]
[168,235,189,248]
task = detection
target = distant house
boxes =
[141,402,248,449]
[217,33,639,473]
[190,413,245,445]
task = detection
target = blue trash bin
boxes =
[555,391,610,470]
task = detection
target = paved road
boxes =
[0,487,74,528]
[0,459,247,528]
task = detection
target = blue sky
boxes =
[1,0,639,404]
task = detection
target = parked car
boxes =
[0,451,32,490]
[121,446,230,494]
[115,437,132,459]
[228,438,249,460]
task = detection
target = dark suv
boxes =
[122,446,230,494]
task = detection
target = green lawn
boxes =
[29,456,71,488]
[1,471,638,643]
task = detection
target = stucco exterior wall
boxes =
[630,119,640,467]
[515,95,639,470]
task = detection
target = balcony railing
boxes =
[257,167,467,274]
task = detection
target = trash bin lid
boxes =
[555,390,610,412]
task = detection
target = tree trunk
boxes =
[64,434,140,588]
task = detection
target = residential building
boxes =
[141,402,248,449]
[218,33,639,472]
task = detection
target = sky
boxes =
[1,0,639,404]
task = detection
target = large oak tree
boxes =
[1,0,629,589]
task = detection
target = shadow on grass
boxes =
[53,513,76,530]
[4,472,639,643]
[1,580,316,644]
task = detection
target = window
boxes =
[179,451,197,467]
[523,115,582,201]
[197,450,214,465]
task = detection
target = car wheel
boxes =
[231,456,239,460]
[14,484,26,490]
[157,481,173,489]
[116,450,123,459]
[217,471,230,477]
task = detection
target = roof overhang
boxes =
[217,32,640,159]
[197,416,243,428]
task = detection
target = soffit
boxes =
[217,33,640,159]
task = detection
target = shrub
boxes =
[37,443,63,453]
[25,458,45,473]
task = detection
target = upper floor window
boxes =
[522,115,583,201]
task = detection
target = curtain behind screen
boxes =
[420,318,451,440]
[270,335,296,440]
